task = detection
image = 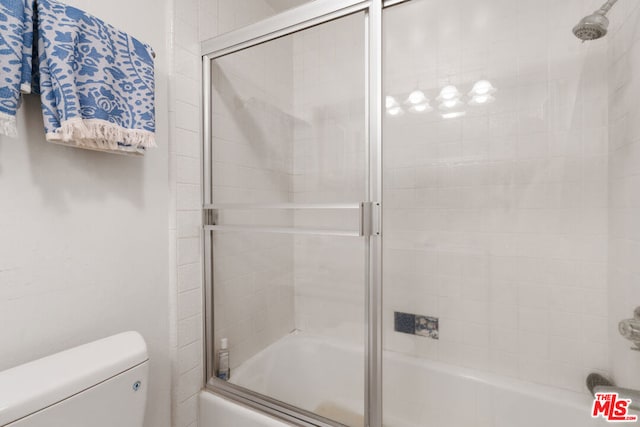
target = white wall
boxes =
[0,1,171,427]
[607,0,640,391]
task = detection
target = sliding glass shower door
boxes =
[382,0,611,426]
[202,0,625,425]
[204,11,369,427]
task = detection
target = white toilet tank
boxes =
[0,332,149,427]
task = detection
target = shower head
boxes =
[573,0,619,41]
[573,12,610,41]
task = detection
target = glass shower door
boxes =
[204,12,368,427]
[382,0,610,426]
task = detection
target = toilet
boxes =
[0,332,149,427]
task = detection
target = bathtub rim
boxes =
[199,390,294,427]
[205,378,348,427]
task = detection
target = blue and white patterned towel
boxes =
[34,0,156,154]
[0,0,34,137]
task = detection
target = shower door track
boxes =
[201,1,392,426]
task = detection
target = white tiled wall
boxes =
[382,0,610,393]
[169,0,202,426]
[200,0,311,40]
[607,0,640,392]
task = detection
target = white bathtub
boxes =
[200,333,617,427]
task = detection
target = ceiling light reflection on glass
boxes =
[437,85,462,102]
[440,98,464,110]
[386,80,497,118]
[406,90,428,105]
[468,79,497,106]
[442,111,466,119]
[409,103,433,113]
[468,80,496,97]
[468,94,495,106]
[387,106,404,116]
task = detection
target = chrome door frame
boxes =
[201,1,383,426]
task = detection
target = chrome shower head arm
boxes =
[597,0,619,15]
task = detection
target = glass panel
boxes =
[209,12,366,426]
[213,232,366,425]
[383,0,609,426]
[211,19,366,205]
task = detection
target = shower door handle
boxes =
[203,203,373,238]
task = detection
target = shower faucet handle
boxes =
[619,307,640,352]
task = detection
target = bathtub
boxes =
[200,332,617,427]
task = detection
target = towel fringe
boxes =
[0,113,18,138]
[53,118,156,151]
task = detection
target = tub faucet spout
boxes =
[593,385,640,412]
[587,373,640,412]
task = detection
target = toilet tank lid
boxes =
[0,331,148,426]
